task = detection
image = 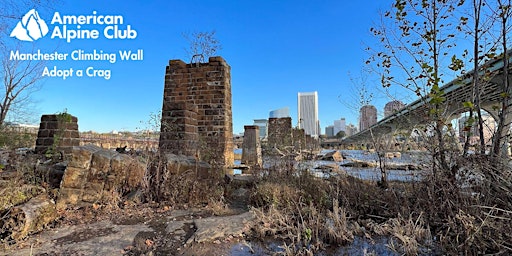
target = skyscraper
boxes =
[325,125,334,137]
[253,119,268,139]
[346,123,358,137]
[384,100,405,117]
[333,118,346,135]
[359,105,377,131]
[298,91,319,138]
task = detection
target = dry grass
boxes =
[248,153,512,255]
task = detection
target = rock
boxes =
[58,145,147,209]
[66,144,100,169]
[315,163,340,171]
[341,159,377,168]
[384,152,401,158]
[318,151,343,162]
[163,153,211,179]
[187,211,255,244]
[385,162,419,171]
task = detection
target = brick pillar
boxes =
[267,117,292,150]
[159,56,234,167]
[35,114,80,155]
[241,125,262,167]
[159,103,198,156]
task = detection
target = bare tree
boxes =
[0,45,44,126]
[182,30,222,63]
[0,1,57,126]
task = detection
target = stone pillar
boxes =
[160,57,234,167]
[292,128,306,151]
[267,117,292,150]
[159,102,198,156]
[35,114,80,156]
[241,125,262,167]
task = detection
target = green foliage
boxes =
[335,130,346,139]
[462,101,474,109]
[449,55,465,71]
[56,109,73,123]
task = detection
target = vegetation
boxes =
[1,0,512,255]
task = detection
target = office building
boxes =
[325,125,334,137]
[384,100,405,117]
[298,91,319,138]
[269,107,290,118]
[359,105,377,131]
[253,119,268,139]
[346,123,358,137]
[333,118,346,135]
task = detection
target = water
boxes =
[233,149,429,182]
[228,237,399,256]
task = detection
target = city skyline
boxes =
[3,1,416,135]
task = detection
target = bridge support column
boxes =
[241,125,262,168]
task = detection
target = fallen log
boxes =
[1,195,57,242]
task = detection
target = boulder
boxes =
[318,151,343,162]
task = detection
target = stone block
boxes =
[67,145,101,169]
[60,166,87,189]
[110,153,131,176]
[81,182,105,203]
[57,188,83,207]
[90,149,114,175]
[126,160,146,188]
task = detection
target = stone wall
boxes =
[241,125,262,167]
[292,128,306,151]
[267,117,292,150]
[35,114,80,155]
[57,145,145,208]
[160,57,234,167]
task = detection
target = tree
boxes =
[491,0,512,157]
[0,45,44,126]
[182,30,222,63]
[0,1,57,126]
[335,130,346,139]
[368,0,464,175]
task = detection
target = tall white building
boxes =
[333,118,346,135]
[298,91,319,138]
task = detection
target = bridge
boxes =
[80,134,158,151]
[339,50,512,149]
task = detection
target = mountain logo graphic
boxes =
[10,9,49,41]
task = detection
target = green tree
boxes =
[335,130,346,140]
[368,0,464,174]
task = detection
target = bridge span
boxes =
[341,50,512,148]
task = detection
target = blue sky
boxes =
[5,0,413,134]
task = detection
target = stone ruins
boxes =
[241,125,262,167]
[35,114,80,156]
[159,56,234,167]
